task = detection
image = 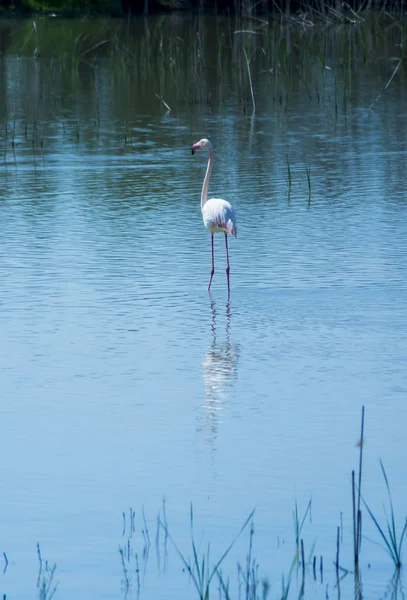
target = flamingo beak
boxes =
[191,142,200,155]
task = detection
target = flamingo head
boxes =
[191,138,212,155]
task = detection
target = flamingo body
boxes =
[202,198,237,237]
[191,138,237,294]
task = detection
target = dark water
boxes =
[0,14,406,600]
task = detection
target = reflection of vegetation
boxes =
[37,543,58,600]
[118,506,153,597]
[118,501,169,599]
[1,0,122,15]
[1,0,406,15]
[3,0,180,15]
[1,10,403,167]
[0,13,404,119]
[21,0,119,13]
[1,12,403,112]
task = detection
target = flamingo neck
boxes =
[201,146,213,211]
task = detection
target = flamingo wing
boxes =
[202,198,237,237]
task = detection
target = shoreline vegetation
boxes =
[0,7,403,179]
[0,0,405,18]
[7,408,406,600]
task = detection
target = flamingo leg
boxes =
[225,233,230,296]
[208,234,215,292]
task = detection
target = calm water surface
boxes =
[0,14,407,599]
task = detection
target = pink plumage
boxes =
[191,138,237,295]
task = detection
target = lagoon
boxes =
[0,13,407,600]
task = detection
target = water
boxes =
[0,14,407,600]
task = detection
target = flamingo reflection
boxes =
[198,297,239,444]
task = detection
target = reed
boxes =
[6,0,407,16]
[118,506,150,596]
[161,505,255,600]
[37,544,58,600]
[155,93,172,112]
[142,505,151,559]
[0,11,400,155]
[306,166,311,202]
[363,460,407,569]
[286,154,292,188]
[280,554,297,600]
[293,498,312,554]
[352,405,364,572]
[3,552,8,574]
[155,498,169,572]
[243,47,256,112]
[370,58,402,111]
[118,546,130,593]
[236,521,262,600]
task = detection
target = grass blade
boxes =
[363,461,406,568]
[161,507,255,600]
[210,509,256,587]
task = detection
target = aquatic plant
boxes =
[293,498,312,554]
[306,166,311,203]
[286,154,292,188]
[162,505,255,600]
[364,460,407,569]
[118,506,152,596]
[37,543,58,600]
[352,405,364,572]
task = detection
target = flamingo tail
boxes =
[226,219,237,237]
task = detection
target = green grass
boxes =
[293,498,312,553]
[161,505,255,600]
[364,460,407,569]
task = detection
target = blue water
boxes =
[1,16,407,600]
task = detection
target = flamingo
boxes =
[191,138,237,295]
